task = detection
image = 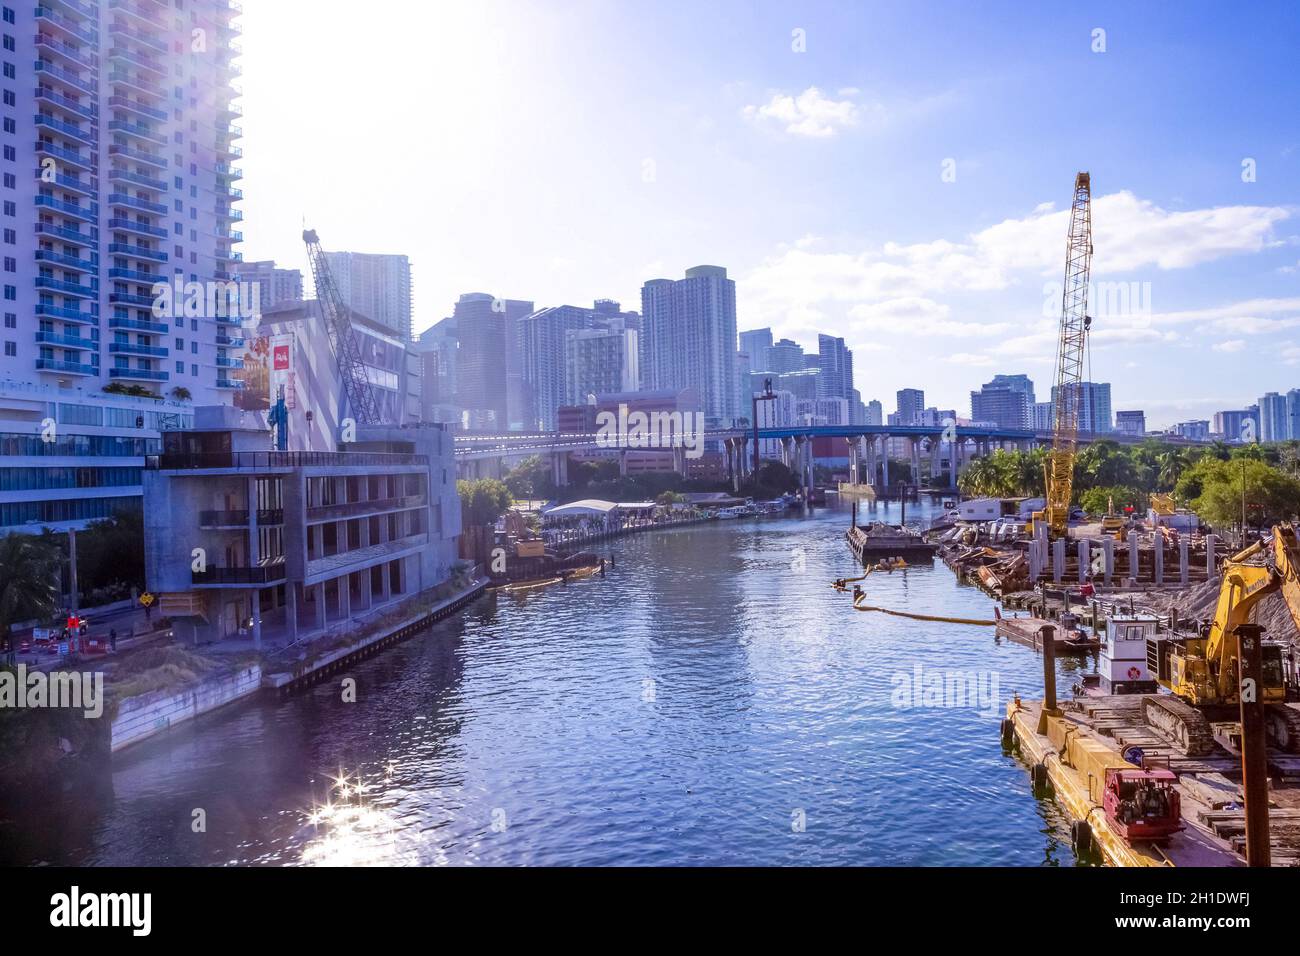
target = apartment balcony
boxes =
[107,119,166,147]
[109,341,168,358]
[216,228,244,243]
[109,192,167,216]
[35,275,96,299]
[36,358,97,377]
[35,249,97,273]
[218,100,243,119]
[109,366,169,383]
[306,534,429,581]
[108,20,169,56]
[108,291,157,308]
[108,218,167,240]
[306,495,427,523]
[109,316,168,334]
[107,242,167,262]
[215,356,244,369]
[198,509,285,529]
[35,331,94,350]
[35,34,99,72]
[108,143,166,169]
[35,113,95,147]
[215,334,245,348]
[38,171,96,199]
[35,6,99,46]
[107,266,161,283]
[106,70,164,99]
[48,0,99,19]
[107,94,167,123]
[215,378,246,390]
[109,167,168,192]
[35,140,94,173]
[35,60,96,97]
[108,47,166,78]
[191,562,287,588]
[35,222,93,245]
[35,86,97,122]
[215,205,242,222]
[216,140,243,160]
[109,0,169,31]
[34,194,97,222]
[36,303,95,324]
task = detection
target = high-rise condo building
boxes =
[1049,381,1112,434]
[1258,391,1290,442]
[1115,410,1147,436]
[765,337,804,374]
[0,0,244,533]
[639,265,738,425]
[451,293,532,431]
[234,260,303,314]
[322,250,412,340]
[895,388,925,426]
[814,334,853,400]
[738,327,772,371]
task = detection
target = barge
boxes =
[846,522,937,564]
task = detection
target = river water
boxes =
[2,499,1091,866]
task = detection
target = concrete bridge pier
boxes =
[865,436,878,488]
[909,438,921,487]
[550,450,570,487]
[880,435,890,488]
[846,436,859,485]
[928,437,941,488]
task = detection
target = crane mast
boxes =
[1045,172,1093,537]
[302,228,383,428]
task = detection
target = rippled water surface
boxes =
[2,500,1088,866]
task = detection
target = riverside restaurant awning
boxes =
[542,500,620,520]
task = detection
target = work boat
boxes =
[846,521,938,564]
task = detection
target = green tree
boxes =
[1079,485,1146,516]
[1194,459,1300,531]
[503,455,555,500]
[457,478,513,526]
[1074,440,1138,491]
[0,534,61,650]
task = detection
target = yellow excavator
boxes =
[1143,524,1300,755]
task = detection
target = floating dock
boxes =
[995,616,1099,654]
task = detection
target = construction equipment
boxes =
[302,228,383,428]
[1041,172,1094,538]
[1143,524,1300,755]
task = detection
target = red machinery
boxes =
[1103,767,1184,842]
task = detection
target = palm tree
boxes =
[0,533,61,659]
[1156,448,1191,490]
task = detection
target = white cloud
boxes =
[1213,339,1247,353]
[741,86,864,137]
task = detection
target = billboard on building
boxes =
[235,334,272,411]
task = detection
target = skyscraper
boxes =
[814,334,854,400]
[453,293,533,430]
[1115,410,1147,436]
[1259,391,1289,442]
[322,251,413,340]
[565,324,638,405]
[739,327,772,371]
[0,1,243,533]
[864,399,883,426]
[639,265,738,424]
[1049,381,1112,434]
[896,388,925,426]
[234,260,303,314]
[765,337,805,374]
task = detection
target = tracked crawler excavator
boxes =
[1142,524,1300,755]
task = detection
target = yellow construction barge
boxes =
[1004,697,1244,867]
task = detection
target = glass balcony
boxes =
[107,119,166,146]
[215,356,245,369]
[107,94,167,123]
[35,86,97,122]
[35,249,97,273]
[108,144,166,168]
[109,167,168,192]
[35,140,94,173]
[108,217,167,240]
[35,113,95,146]
[108,21,168,56]
[35,331,94,350]
[34,34,98,72]
[107,267,161,283]
[36,358,97,376]
[38,171,96,199]
[109,367,169,382]
[34,195,97,222]
[36,222,93,244]
[215,334,245,348]
[35,6,99,46]
[109,316,168,334]
[36,303,95,324]
[107,242,167,262]
[106,70,165,99]
[109,0,169,31]
[35,60,96,97]
[108,47,166,78]
[35,275,95,298]
[215,378,247,390]
[109,341,168,358]
[108,291,157,308]
[109,193,167,215]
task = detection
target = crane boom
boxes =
[302,228,383,427]
[1045,172,1093,537]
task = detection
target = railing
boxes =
[192,563,286,586]
[109,316,168,334]
[109,367,168,382]
[35,222,92,244]
[34,194,95,218]
[108,144,166,167]
[35,60,96,96]
[198,509,285,527]
[35,331,94,349]
[108,218,167,239]
[35,250,96,273]
[306,494,426,522]
[107,94,167,122]
[151,451,429,471]
[35,358,95,376]
[107,242,167,261]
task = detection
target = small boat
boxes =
[716,506,746,519]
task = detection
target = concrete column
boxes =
[1077,539,1089,584]
[880,435,890,487]
[1206,534,1218,578]
[866,437,877,487]
[910,438,921,488]
[1052,537,1065,583]
[1102,536,1114,585]
[339,572,352,621]
[361,566,373,610]
[619,448,628,477]
[380,562,391,603]
[1127,529,1140,585]
[250,589,262,649]
[1154,538,1164,585]
[1179,537,1190,586]
[929,438,941,488]
[847,437,858,485]
[286,581,299,641]
[315,582,326,631]
[1029,539,1040,582]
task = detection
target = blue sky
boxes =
[238,0,1300,428]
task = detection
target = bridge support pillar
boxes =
[865,436,877,488]
[551,450,570,487]
[880,435,890,489]
[846,437,859,485]
[619,448,628,478]
[909,438,921,489]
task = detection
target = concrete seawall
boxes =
[110,664,262,753]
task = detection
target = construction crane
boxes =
[1043,172,1094,538]
[302,228,383,427]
